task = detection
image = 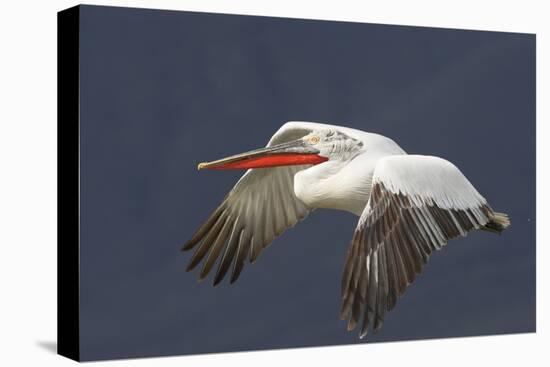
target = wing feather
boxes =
[183,122,318,285]
[341,155,509,338]
[199,215,233,280]
[213,220,241,286]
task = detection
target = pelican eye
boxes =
[308,135,320,144]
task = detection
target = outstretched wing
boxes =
[182,122,322,286]
[340,155,509,338]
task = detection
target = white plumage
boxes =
[183,121,510,338]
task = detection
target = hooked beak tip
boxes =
[197,162,208,170]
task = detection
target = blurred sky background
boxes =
[78,5,535,361]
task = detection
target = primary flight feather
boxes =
[182,121,510,338]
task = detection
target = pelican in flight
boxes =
[182,121,509,338]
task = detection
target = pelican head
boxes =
[302,129,364,162]
[197,129,363,170]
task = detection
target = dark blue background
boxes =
[78,5,536,361]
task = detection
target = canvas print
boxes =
[58,4,536,362]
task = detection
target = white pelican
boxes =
[182,121,509,338]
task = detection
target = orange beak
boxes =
[197,139,328,170]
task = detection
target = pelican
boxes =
[182,121,510,338]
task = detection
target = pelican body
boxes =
[182,121,509,338]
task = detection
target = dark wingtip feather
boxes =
[181,241,194,252]
[229,274,239,285]
[198,218,233,281]
[212,227,242,286]
[347,317,358,331]
[212,277,222,287]
[197,274,207,283]
[198,271,209,282]
[339,309,348,321]
[359,306,373,338]
[185,261,196,272]
[230,234,252,285]
[229,258,247,284]
[229,265,241,285]
[186,255,202,272]
[183,204,227,252]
